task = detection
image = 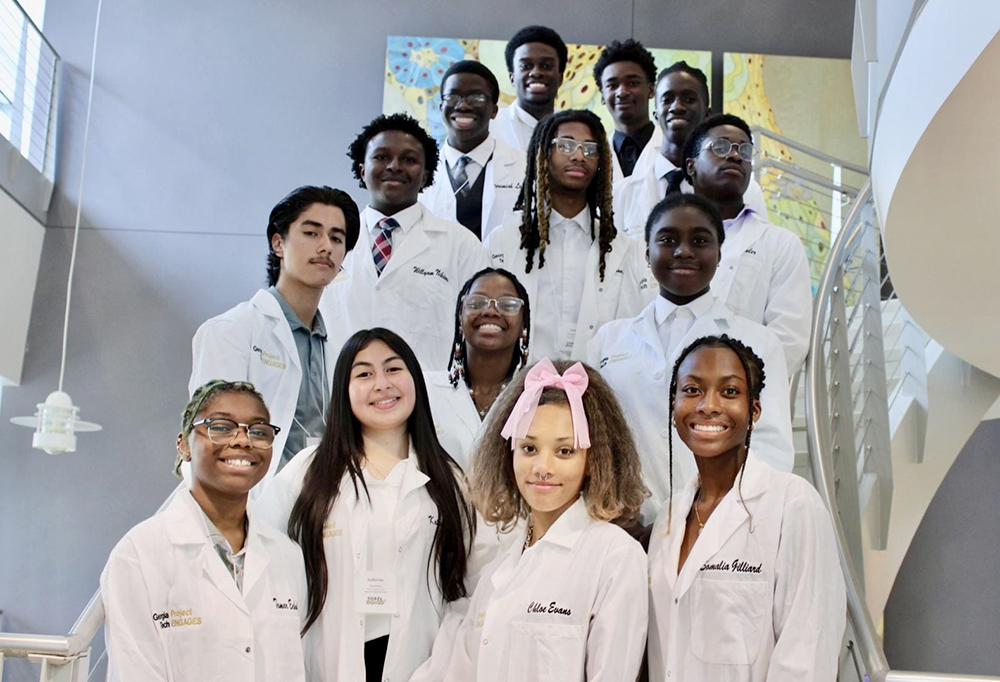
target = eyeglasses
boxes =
[702,137,755,162]
[550,137,600,159]
[463,294,525,316]
[192,418,281,449]
[442,93,490,107]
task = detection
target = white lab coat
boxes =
[419,138,526,242]
[610,124,663,188]
[714,208,812,374]
[189,288,337,498]
[587,296,793,515]
[484,212,655,362]
[414,497,648,682]
[647,452,846,682]
[319,205,491,372]
[425,370,484,473]
[489,101,537,152]
[101,492,308,682]
[254,446,495,682]
[613,161,769,241]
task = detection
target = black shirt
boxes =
[613,121,656,177]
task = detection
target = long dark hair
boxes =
[513,109,617,281]
[287,328,476,632]
[447,267,531,388]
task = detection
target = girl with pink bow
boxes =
[411,358,650,682]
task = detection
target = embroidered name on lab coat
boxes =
[412,266,449,282]
[527,601,572,616]
[494,181,522,189]
[700,558,763,574]
[273,597,300,611]
[599,352,632,369]
[322,522,343,538]
[252,345,286,370]
[152,608,203,628]
[744,248,758,255]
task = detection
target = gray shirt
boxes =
[268,286,329,466]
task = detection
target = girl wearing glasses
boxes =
[424,267,531,471]
[101,380,308,682]
[665,113,811,374]
[255,328,490,682]
[412,359,649,682]
[647,335,845,681]
[483,109,652,363]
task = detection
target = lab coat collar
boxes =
[652,290,714,328]
[722,207,768,262]
[550,206,594,239]
[427,371,482,435]
[654,152,680,180]
[510,100,540,130]
[249,288,302,374]
[364,202,422,237]
[532,495,592,550]
[672,451,771,600]
[630,299,668,367]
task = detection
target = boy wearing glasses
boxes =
[189,186,360,492]
[614,61,767,240]
[491,25,567,152]
[420,60,525,241]
[483,109,652,362]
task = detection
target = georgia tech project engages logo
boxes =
[152,608,202,629]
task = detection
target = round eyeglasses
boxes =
[442,93,490,107]
[463,294,525,316]
[702,137,755,162]
[192,418,280,449]
[550,137,600,159]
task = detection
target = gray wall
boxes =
[883,418,1000,675]
[0,0,852,677]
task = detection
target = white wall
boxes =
[0,186,44,386]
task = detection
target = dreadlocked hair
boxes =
[664,334,766,535]
[447,267,532,389]
[514,109,617,281]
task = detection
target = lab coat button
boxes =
[375,285,381,291]
[654,371,663,380]
[589,325,594,330]
[674,598,678,604]
[660,428,669,439]
[245,646,251,654]
[483,639,488,645]
[398,546,403,553]
[599,287,603,293]
[667,672,671,678]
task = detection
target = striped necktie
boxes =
[452,156,471,197]
[372,217,399,276]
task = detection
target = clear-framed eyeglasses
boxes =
[441,93,491,107]
[702,137,756,162]
[550,137,601,159]
[191,418,280,449]
[463,294,525,316]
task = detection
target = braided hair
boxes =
[447,267,532,388]
[513,109,617,281]
[664,334,766,533]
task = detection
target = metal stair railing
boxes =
[805,180,1000,682]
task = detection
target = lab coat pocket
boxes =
[690,579,767,665]
[726,253,765,317]
[509,621,587,681]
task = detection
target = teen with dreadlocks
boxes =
[484,109,652,362]
[665,112,811,373]
[647,334,845,682]
[587,193,793,516]
[423,267,531,471]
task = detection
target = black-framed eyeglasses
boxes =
[702,137,755,162]
[550,137,600,159]
[191,418,280,449]
[442,93,491,107]
[463,294,525,316]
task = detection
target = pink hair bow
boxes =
[500,358,591,450]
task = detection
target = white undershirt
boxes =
[653,290,716,359]
[532,207,594,360]
[362,458,408,641]
[442,137,494,188]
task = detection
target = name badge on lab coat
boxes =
[355,571,397,614]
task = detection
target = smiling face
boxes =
[348,339,416,435]
[510,42,563,110]
[547,121,599,195]
[673,346,761,461]
[686,124,752,200]
[600,60,653,132]
[271,203,347,290]
[441,72,497,152]
[655,70,710,147]
[361,130,429,215]
[179,392,273,500]
[646,205,721,304]
[462,273,524,354]
[513,402,588,520]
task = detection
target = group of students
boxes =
[99,23,845,682]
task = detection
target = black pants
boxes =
[365,635,389,682]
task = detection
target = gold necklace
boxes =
[470,381,507,419]
[693,488,705,534]
[523,519,534,550]
[364,458,387,481]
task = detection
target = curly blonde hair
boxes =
[470,360,648,531]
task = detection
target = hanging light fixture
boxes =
[10,0,105,454]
